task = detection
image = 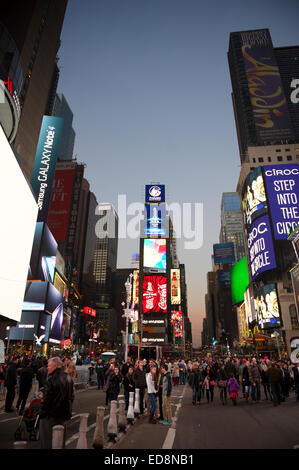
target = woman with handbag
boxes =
[217,363,228,405]
[203,365,216,403]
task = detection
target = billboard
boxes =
[0,126,38,322]
[142,317,166,344]
[242,166,267,227]
[244,288,255,324]
[254,283,282,330]
[143,239,167,273]
[171,311,183,337]
[219,270,231,289]
[145,185,165,203]
[9,311,50,342]
[83,306,96,318]
[143,276,167,314]
[132,270,139,306]
[144,204,166,237]
[171,269,181,305]
[240,29,294,143]
[237,303,248,342]
[230,257,249,305]
[247,215,276,281]
[30,116,63,222]
[213,242,235,265]
[47,162,76,241]
[22,282,48,311]
[46,283,64,344]
[28,222,57,282]
[263,164,299,239]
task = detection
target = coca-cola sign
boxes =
[143,276,167,314]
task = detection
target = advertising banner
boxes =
[247,215,276,281]
[219,271,231,289]
[171,269,181,304]
[237,303,248,342]
[132,270,139,306]
[142,316,166,344]
[240,29,294,143]
[290,264,299,322]
[244,288,256,324]
[143,239,167,273]
[28,222,57,282]
[30,116,63,222]
[171,311,183,337]
[144,204,167,237]
[230,257,249,305]
[145,185,165,203]
[254,283,282,329]
[47,162,76,241]
[46,283,64,344]
[242,166,267,227]
[143,276,167,314]
[263,164,299,239]
[22,282,48,311]
[213,242,235,265]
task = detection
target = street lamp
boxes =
[122,273,134,362]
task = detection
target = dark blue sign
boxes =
[213,243,235,265]
[145,185,165,203]
[31,116,63,222]
[263,164,299,240]
[144,204,166,237]
[247,215,276,281]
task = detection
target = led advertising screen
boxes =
[171,311,183,337]
[143,276,167,314]
[30,116,63,222]
[237,303,248,342]
[143,239,166,273]
[0,126,38,323]
[47,162,76,241]
[46,283,64,344]
[9,311,41,341]
[244,288,256,324]
[213,242,235,265]
[28,222,57,282]
[240,29,294,143]
[22,282,48,311]
[145,185,165,203]
[132,270,139,306]
[242,166,267,227]
[247,215,277,281]
[142,317,166,344]
[144,204,167,237]
[263,164,299,239]
[171,269,181,305]
[38,312,51,343]
[230,257,249,305]
[254,283,281,330]
[219,270,231,289]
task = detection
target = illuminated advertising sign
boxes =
[143,276,167,314]
[263,164,299,239]
[144,204,166,237]
[47,162,76,241]
[132,270,139,306]
[240,29,294,143]
[83,306,96,318]
[9,310,51,343]
[142,316,166,344]
[171,311,183,337]
[237,303,248,341]
[29,222,57,283]
[145,185,165,203]
[22,282,48,311]
[30,116,63,222]
[254,283,281,330]
[0,126,38,323]
[213,243,235,265]
[242,166,267,227]
[171,269,181,305]
[290,264,299,322]
[46,283,64,344]
[230,257,249,305]
[143,239,166,273]
[247,215,276,281]
[244,288,255,324]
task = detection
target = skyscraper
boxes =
[220,192,245,262]
[52,93,75,160]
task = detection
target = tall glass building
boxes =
[52,93,75,160]
[220,192,245,262]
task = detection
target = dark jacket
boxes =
[19,366,34,391]
[95,363,105,377]
[188,369,204,389]
[108,372,122,395]
[224,361,237,378]
[218,368,228,381]
[121,362,133,377]
[4,362,17,388]
[133,368,146,389]
[162,372,172,396]
[242,366,251,386]
[293,366,299,385]
[267,366,282,384]
[37,366,48,390]
[40,367,74,421]
[123,372,135,392]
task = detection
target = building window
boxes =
[253,158,256,163]
[290,304,299,329]
[277,156,283,162]
[268,157,272,162]
[287,156,292,161]
[276,149,281,152]
[258,157,264,163]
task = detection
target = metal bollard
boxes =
[13,441,27,449]
[127,391,135,424]
[134,388,140,416]
[52,425,65,449]
[76,413,89,449]
[107,400,118,442]
[92,406,105,450]
[118,400,127,433]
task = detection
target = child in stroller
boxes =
[14,395,41,441]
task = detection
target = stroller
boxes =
[14,396,41,442]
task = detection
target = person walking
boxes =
[179,360,186,385]
[146,365,158,424]
[39,357,74,449]
[4,356,18,413]
[159,364,172,425]
[267,362,283,406]
[104,362,115,406]
[133,360,147,415]
[248,358,262,404]
[64,358,77,383]
[16,359,34,415]
[95,359,105,390]
[123,366,135,411]
[171,362,180,386]
[242,360,251,403]
[227,373,240,406]
[203,365,216,403]
[260,361,271,401]
[217,363,228,405]
[188,365,203,405]
[157,366,164,420]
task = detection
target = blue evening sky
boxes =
[57,0,299,346]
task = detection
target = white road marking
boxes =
[162,385,186,450]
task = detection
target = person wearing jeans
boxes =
[248,359,262,403]
[267,362,283,406]
[146,366,158,424]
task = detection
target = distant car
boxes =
[100,352,116,363]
